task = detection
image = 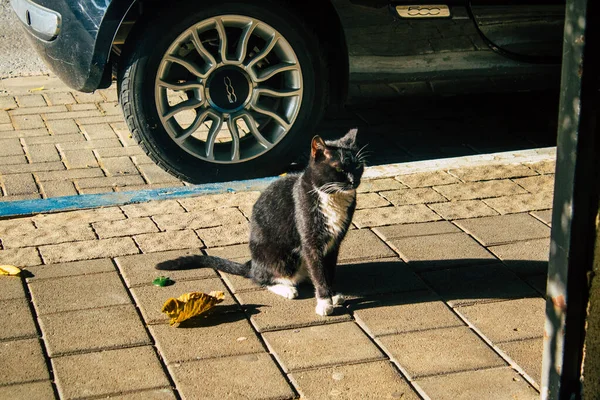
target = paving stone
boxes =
[526,160,555,175]
[72,91,105,103]
[388,232,496,271]
[2,225,95,249]
[34,166,104,181]
[132,154,155,165]
[93,217,158,238]
[99,87,119,102]
[178,191,261,211]
[169,353,294,400]
[264,322,384,372]
[489,238,549,276]
[46,118,79,134]
[77,115,124,125]
[15,94,47,107]
[115,249,216,288]
[373,221,460,241]
[196,223,250,247]
[531,209,553,225]
[0,95,17,109]
[121,199,186,218]
[357,178,406,193]
[0,155,27,166]
[0,109,10,123]
[100,155,139,176]
[455,213,551,246]
[53,346,170,399]
[1,128,52,139]
[395,170,462,188]
[379,326,505,379]
[75,174,145,189]
[0,194,41,202]
[29,271,131,315]
[351,291,464,337]
[428,199,499,220]
[57,138,121,150]
[380,188,447,206]
[78,187,114,194]
[0,380,55,400]
[137,163,184,184]
[0,217,36,235]
[25,258,116,281]
[434,180,528,201]
[24,133,83,145]
[12,114,45,129]
[353,204,441,228]
[110,388,177,400]
[513,174,555,193]
[290,361,420,400]
[40,304,150,356]
[237,287,351,332]
[0,339,49,385]
[338,229,396,262]
[416,367,538,400]
[421,264,538,307]
[0,298,38,341]
[1,162,65,176]
[96,146,144,158]
[484,192,554,215]
[62,149,98,168]
[44,92,76,105]
[134,230,203,253]
[11,105,67,116]
[0,248,43,268]
[448,164,537,182]
[32,207,124,227]
[81,123,117,140]
[500,338,543,385]
[69,103,98,111]
[0,123,14,131]
[336,258,427,298]
[2,173,38,195]
[150,311,263,363]
[456,298,545,343]
[40,180,78,197]
[99,101,121,115]
[356,192,391,209]
[39,237,139,264]
[131,277,236,324]
[153,208,247,231]
[0,138,24,156]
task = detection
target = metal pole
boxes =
[541,0,599,398]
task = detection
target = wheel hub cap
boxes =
[206,66,251,113]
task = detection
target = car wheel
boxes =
[118,1,328,183]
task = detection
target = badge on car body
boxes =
[396,5,451,18]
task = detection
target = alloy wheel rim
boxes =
[155,15,303,164]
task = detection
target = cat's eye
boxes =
[335,166,343,173]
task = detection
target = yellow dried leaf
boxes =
[28,86,45,92]
[0,265,21,276]
[161,291,225,326]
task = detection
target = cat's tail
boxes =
[155,255,251,278]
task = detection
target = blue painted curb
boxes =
[0,176,277,218]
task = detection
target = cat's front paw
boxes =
[332,293,346,306]
[315,298,334,316]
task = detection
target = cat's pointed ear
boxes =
[340,128,358,147]
[311,135,327,158]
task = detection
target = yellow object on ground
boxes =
[161,291,225,326]
[0,265,21,276]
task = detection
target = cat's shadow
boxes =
[177,303,265,328]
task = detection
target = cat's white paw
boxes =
[315,298,334,316]
[332,293,346,306]
[267,284,298,299]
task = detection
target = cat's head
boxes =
[309,128,366,192]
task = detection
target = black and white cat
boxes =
[156,129,366,316]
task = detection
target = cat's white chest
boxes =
[317,190,355,250]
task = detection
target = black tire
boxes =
[118,0,328,183]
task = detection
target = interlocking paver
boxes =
[75,174,145,189]
[389,232,497,271]
[109,388,177,400]
[352,291,464,336]
[152,208,247,231]
[25,258,115,281]
[136,163,185,184]
[80,123,116,140]
[500,338,543,385]
[0,380,55,400]
[355,192,391,209]
[40,304,150,356]
[121,199,186,218]
[456,298,545,343]
[52,346,170,399]
[62,149,98,168]
[45,118,79,134]
[0,96,18,109]
[421,264,538,307]
[428,199,498,220]
[338,229,396,262]
[93,217,158,238]
[178,191,261,211]
[72,91,104,103]
[264,322,385,372]
[196,223,250,247]
[2,173,38,195]
[0,217,36,235]
[373,221,460,240]
[433,179,528,200]
[531,209,553,225]
[379,326,505,378]
[15,94,47,107]
[168,353,294,400]
[448,164,536,182]
[96,146,144,158]
[39,237,139,263]
[483,192,553,214]
[100,155,139,175]
[130,278,236,324]
[236,288,351,332]
[2,225,95,249]
[24,133,83,145]
[290,361,420,400]
[353,204,441,228]
[489,238,549,276]
[12,114,45,129]
[115,249,216,288]
[0,299,38,341]
[57,138,121,150]
[134,230,203,253]
[149,311,263,363]
[0,155,27,166]
[455,213,551,246]
[29,271,131,314]
[44,92,76,105]
[380,188,447,206]
[39,180,78,197]
[32,207,124,227]
[3,162,65,175]
[99,101,121,115]
[0,339,49,385]
[0,248,43,268]
[416,367,538,400]
[356,178,406,193]
[69,103,98,111]
[513,174,554,193]
[526,160,555,175]
[11,105,67,115]
[0,138,24,156]
[396,170,460,187]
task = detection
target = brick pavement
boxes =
[0,159,554,399]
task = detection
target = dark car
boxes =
[11,0,565,183]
